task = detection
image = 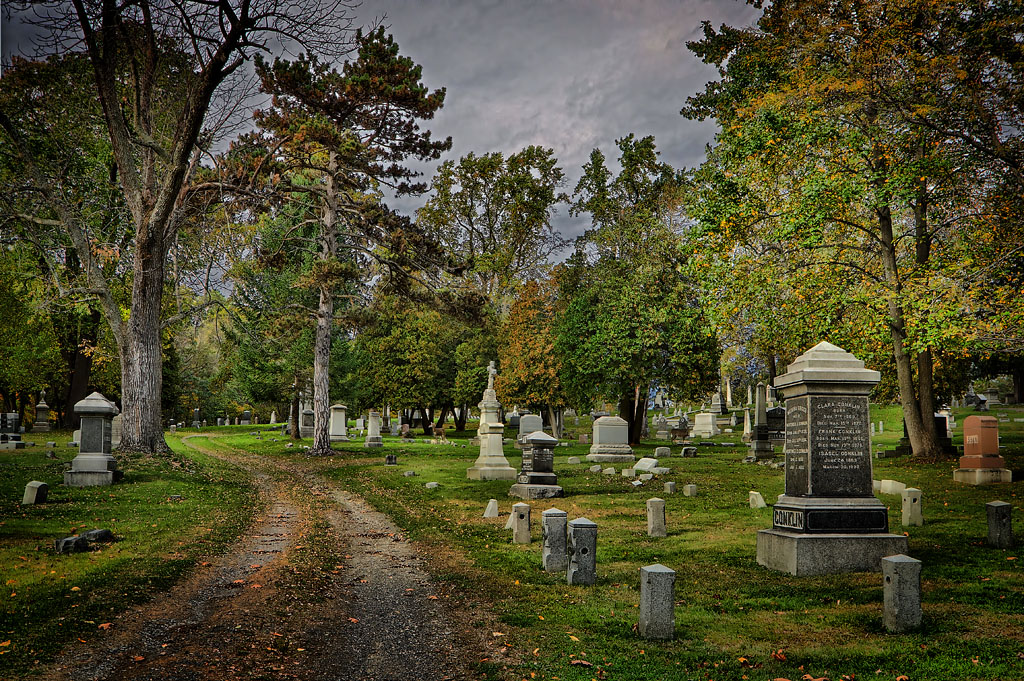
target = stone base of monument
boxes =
[585,453,636,463]
[330,435,350,442]
[364,436,383,448]
[508,483,564,499]
[748,439,775,459]
[586,444,635,463]
[756,529,908,576]
[0,442,26,451]
[467,465,517,481]
[954,467,1012,485]
[34,423,51,432]
[64,470,124,487]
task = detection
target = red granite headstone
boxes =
[962,415,999,457]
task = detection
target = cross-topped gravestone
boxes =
[756,342,907,575]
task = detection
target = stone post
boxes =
[683,484,697,497]
[647,498,667,537]
[882,554,922,633]
[664,481,677,494]
[33,390,51,432]
[542,508,568,572]
[64,392,121,487]
[987,501,1014,548]
[567,518,597,586]
[756,342,907,575]
[511,502,531,544]
[639,564,676,640]
[902,488,923,527]
[483,499,499,518]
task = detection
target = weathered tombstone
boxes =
[298,409,314,438]
[483,499,499,518]
[0,413,24,450]
[954,416,1011,484]
[766,406,786,441]
[882,555,922,633]
[518,414,543,441]
[424,481,439,490]
[647,498,667,537]
[635,457,659,471]
[578,433,589,445]
[202,419,207,428]
[902,488,923,527]
[747,385,753,405]
[33,390,51,432]
[710,391,728,415]
[542,508,568,572]
[664,481,677,494]
[384,453,397,466]
[638,564,675,640]
[510,431,563,499]
[110,413,123,449]
[467,361,516,480]
[567,456,581,465]
[269,410,277,425]
[683,484,697,497]
[191,408,201,429]
[680,446,697,458]
[602,467,615,475]
[691,412,720,438]
[511,502,531,544]
[654,446,670,458]
[216,417,224,426]
[621,468,635,478]
[749,491,767,508]
[741,408,752,443]
[239,409,251,426]
[567,518,597,585]
[365,411,383,448]
[756,342,908,575]
[589,464,602,473]
[878,420,884,432]
[64,392,121,487]
[987,501,1014,548]
[586,416,634,463]
[390,420,401,437]
[329,404,350,442]
[23,481,48,505]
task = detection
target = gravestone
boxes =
[384,453,397,466]
[664,481,677,494]
[741,408,752,443]
[567,456,581,465]
[240,409,251,426]
[749,491,767,508]
[683,484,697,497]
[578,433,589,445]
[902,488,923,527]
[299,409,314,438]
[510,431,563,499]
[747,382,773,458]
[586,416,634,463]
[0,413,24,450]
[23,481,48,505]
[518,414,543,440]
[33,390,51,432]
[638,564,675,640]
[542,508,568,572]
[987,501,1014,548]
[269,410,277,424]
[567,518,597,586]
[110,413,123,449]
[511,502,531,544]
[954,416,1010,484]
[766,406,786,441]
[756,342,907,575]
[191,408,201,429]
[329,404,350,442]
[647,498,666,537]
[654,415,670,440]
[390,420,401,437]
[747,385,753,405]
[467,361,516,480]
[365,411,383,448]
[483,499,499,518]
[710,391,728,415]
[691,412,720,438]
[217,418,224,426]
[882,555,922,633]
[65,392,122,487]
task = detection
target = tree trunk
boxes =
[418,405,431,434]
[434,406,450,428]
[547,405,562,439]
[454,403,468,431]
[290,389,300,440]
[118,232,169,454]
[876,204,943,460]
[767,354,777,385]
[618,390,648,445]
[309,154,340,457]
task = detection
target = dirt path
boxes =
[41,435,478,681]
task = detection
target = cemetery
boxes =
[1,0,1023,680]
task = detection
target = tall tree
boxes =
[560,135,720,442]
[1,0,357,452]
[684,0,1024,460]
[240,29,451,455]
[417,147,568,308]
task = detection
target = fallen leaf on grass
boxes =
[532,648,539,657]
[232,579,245,585]
[772,649,787,662]
[132,655,144,662]
[348,618,359,623]
[70,586,81,592]
[250,584,262,589]
[97,623,111,630]
[492,632,505,637]
[0,641,9,647]
[569,660,593,668]
[896,676,909,681]
[427,595,439,600]
[568,635,580,642]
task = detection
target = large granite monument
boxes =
[64,392,122,487]
[509,431,564,499]
[467,362,516,480]
[756,342,907,575]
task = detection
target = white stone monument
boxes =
[586,416,634,463]
[365,410,383,448]
[467,361,516,480]
[329,404,349,442]
[691,412,720,438]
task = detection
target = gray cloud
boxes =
[361,0,762,238]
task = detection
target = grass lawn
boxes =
[0,428,257,677]
[229,405,1023,681]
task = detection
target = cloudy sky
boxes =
[1,0,762,239]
